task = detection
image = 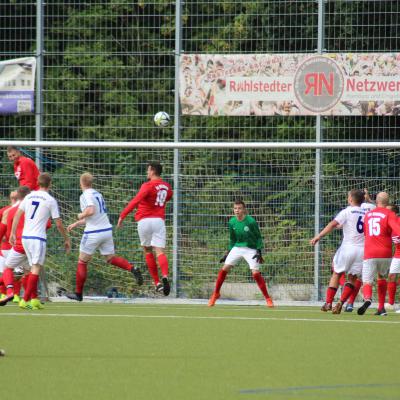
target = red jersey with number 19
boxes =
[364,207,400,259]
[120,179,173,222]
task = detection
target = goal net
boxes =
[1,142,399,303]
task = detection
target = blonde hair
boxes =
[80,172,94,188]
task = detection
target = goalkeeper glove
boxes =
[252,249,264,264]
[219,252,229,263]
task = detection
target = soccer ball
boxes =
[154,111,170,127]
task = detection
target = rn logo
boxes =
[294,56,344,113]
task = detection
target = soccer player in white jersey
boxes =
[0,173,71,307]
[310,189,366,313]
[66,173,143,302]
[343,189,375,312]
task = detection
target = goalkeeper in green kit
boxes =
[208,200,274,307]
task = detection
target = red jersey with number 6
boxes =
[364,207,400,259]
[120,179,173,222]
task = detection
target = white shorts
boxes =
[22,238,47,266]
[389,258,400,274]
[332,245,363,276]
[5,248,28,269]
[225,247,260,271]
[362,258,391,284]
[137,218,166,248]
[80,229,115,256]
[0,250,10,273]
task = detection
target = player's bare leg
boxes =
[143,247,162,292]
[105,254,143,286]
[66,253,91,302]
[208,265,232,307]
[23,264,43,310]
[333,274,358,314]
[375,273,388,316]
[154,247,170,296]
[344,278,362,312]
[321,271,342,312]
[0,267,15,305]
[252,270,274,307]
[386,273,398,310]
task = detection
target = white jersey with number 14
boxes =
[80,189,112,233]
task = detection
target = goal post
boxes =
[1,140,400,304]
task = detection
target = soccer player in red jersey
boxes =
[358,192,400,316]
[0,186,31,307]
[0,191,18,298]
[118,162,173,295]
[7,146,40,190]
[385,204,400,311]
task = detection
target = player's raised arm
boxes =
[310,219,340,245]
[117,185,150,227]
[388,211,400,237]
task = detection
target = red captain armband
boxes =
[46,219,52,230]
[0,223,6,242]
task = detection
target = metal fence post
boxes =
[35,0,43,169]
[36,0,50,299]
[314,0,326,301]
[172,0,183,297]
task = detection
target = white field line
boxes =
[38,305,329,313]
[0,312,400,324]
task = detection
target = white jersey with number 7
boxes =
[19,191,60,240]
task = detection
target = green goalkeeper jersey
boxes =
[228,215,263,251]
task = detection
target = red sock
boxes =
[3,268,14,296]
[21,274,29,292]
[363,283,373,301]
[108,256,132,271]
[326,286,337,304]
[76,260,88,295]
[145,253,159,285]
[157,254,169,277]
[340,283,354,303]
[24,273,39,301]
[253,271,270,300]
[348,279,362,304]
[0,275,5,295]
[339,273,346,287]
[13,279,21,296]
[388,281,397,305]
[377,279,387,310]
[215,269,227,293]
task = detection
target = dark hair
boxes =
[234,199,246,208]
[349,189,364,206]
[148,162,162,176]
[388,204,400,215]
[38,172,52,188]
[17,186,30,200]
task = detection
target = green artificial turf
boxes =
[0,303,399,400]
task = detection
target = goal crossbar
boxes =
[2,141,400,149]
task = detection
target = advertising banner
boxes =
[0,57,36,114]
[180,53,400,116]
